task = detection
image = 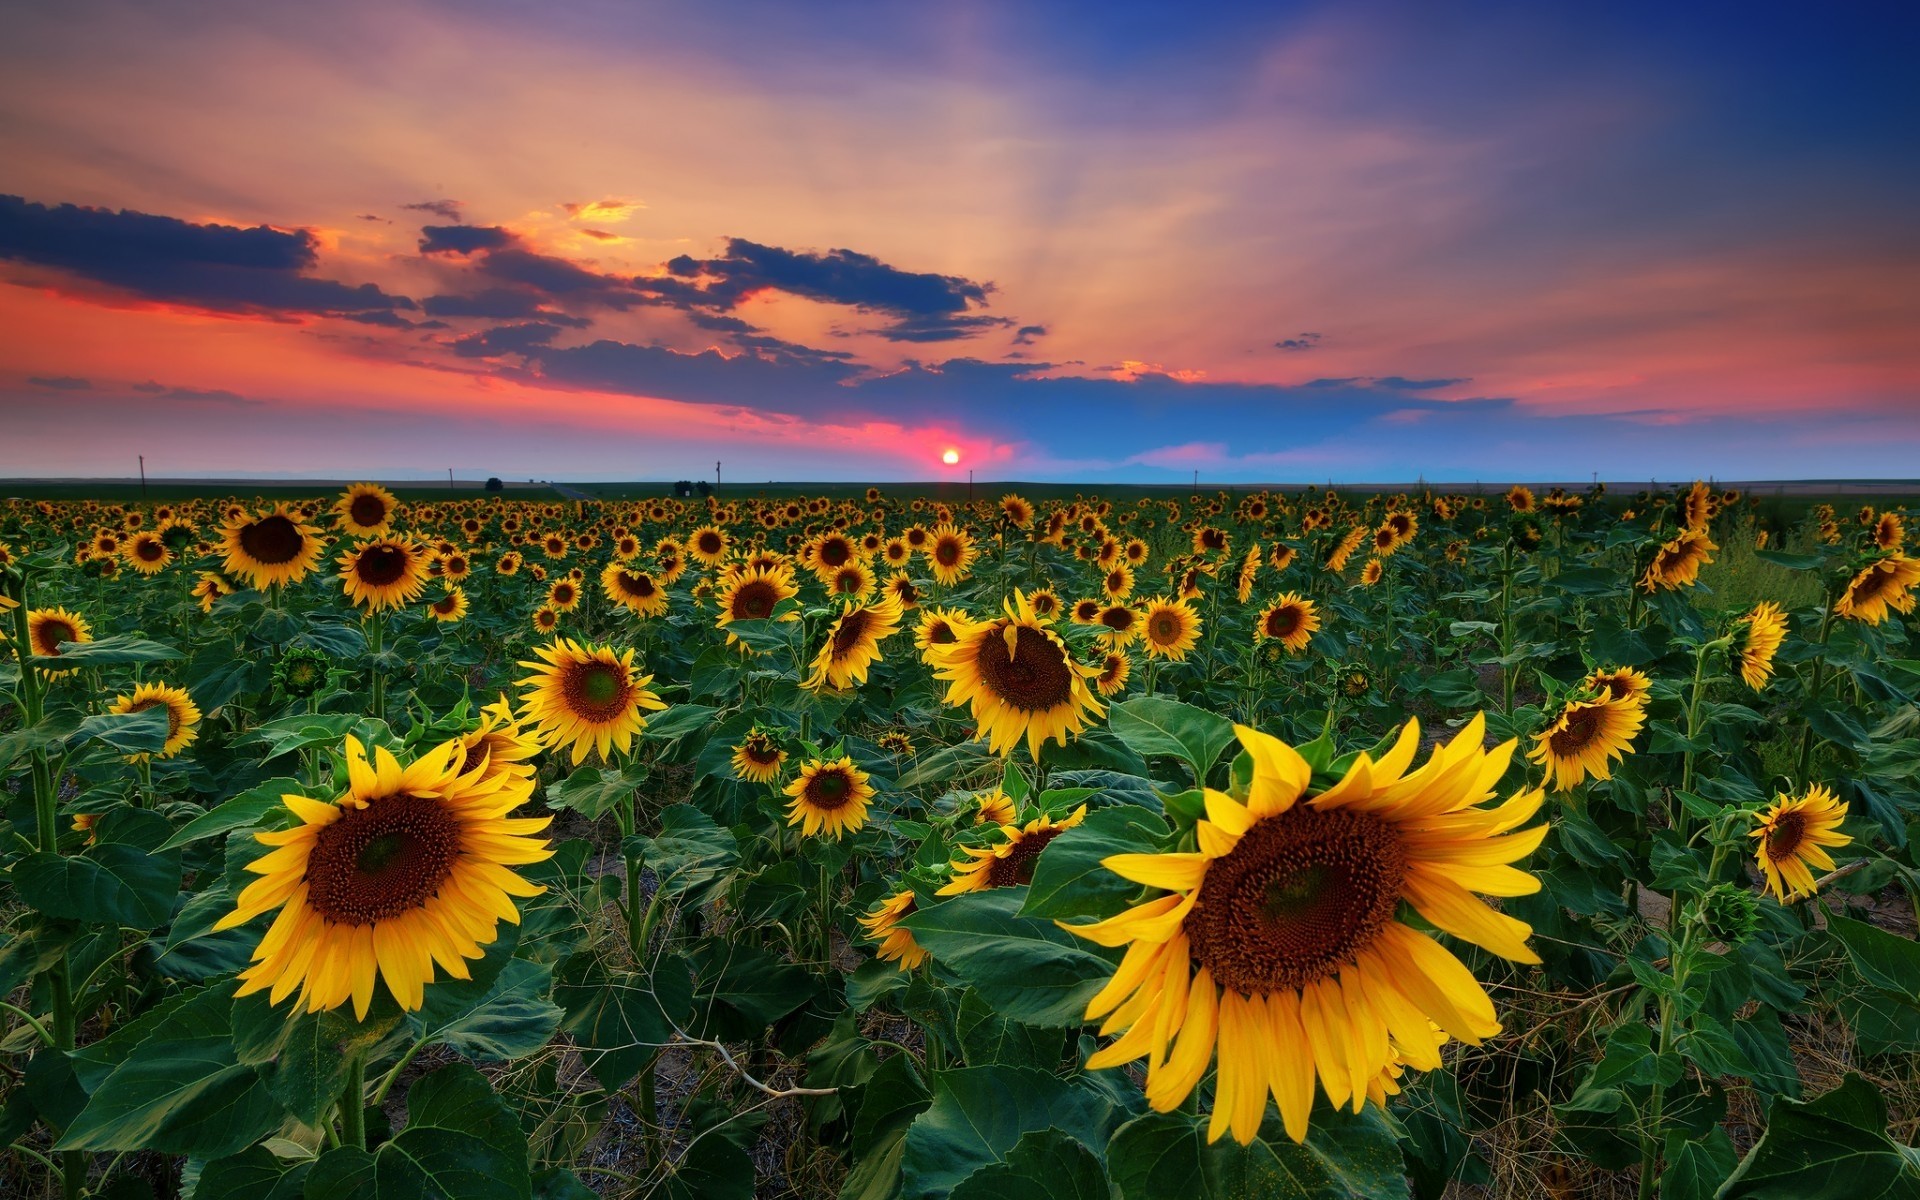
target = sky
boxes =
[0,0,1916,484]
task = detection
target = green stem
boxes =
[1498,545,1516,713]
[367,610,387,721]
[341,1050,368,1151]
[372,1038,427,1107]
[0,1000,53,1047]
[135,758,153,808]
[1796,601,1837,778]
[1637,919,1691,1200]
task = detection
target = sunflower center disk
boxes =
[735,582,776,619]
[806,771,853,810]
[306,794,462,924]
[1765,811,1807,861]
[986,827,1064,887]
[975,625,1072,712]
[356,546,410,586]
[240,515,304,564]
[348,494,387,527]
[565,661,631,720]
[1549,708,1600,757]
[1186,807,1406,995]
[832,610,873,655]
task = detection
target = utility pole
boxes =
[716,461,721,494]
[448,467,455,490]
[968,469,973,504]
[138,455,147,500]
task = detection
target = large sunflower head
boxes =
[859,888,929,970]
[1063,716,1542,1145]
[1140,596,1202,661]
[1749,784,1850,902]
[334,483,400,537]
[1256,592,1320,653]
[213,735,552,1017]
[926,523,978,586]
[731,728,788,784]
[338,536,432,612]
[601,561,670,617]
[1527,693,1644,791]
[782,756,875,839]
[804,593,906,692]
[926,589,1106,761]
[516,637,667,764]
[1834,554,1920,625]
[107,681,201,760]
[1736,601,1788,690]
[1096,603,1141,646]
[27,606,93,677]
[222,504,325,589]
[940,806,1087,894]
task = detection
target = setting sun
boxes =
[941,448,960,465]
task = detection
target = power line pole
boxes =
[715,461,721,494]
[968,469,973,504]
[138,455,147,500]
[448,467,454,490]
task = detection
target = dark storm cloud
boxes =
[478,248,640,307]
[671,238,990,318]
[28,375,91,390]
[451,321,567,358]
[0,195,415,317]
[418,224,515,255]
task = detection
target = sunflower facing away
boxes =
[222,504,325,590]
[805,593,906,691]
[1736,601,1787,689]
[783,756,875,839]
[338,536,432,612]
[1750,784,1850,902]
[1528,693,1644,791]
[1834,554,1920,625]
[1256,593,1320,653]
[940,806,1088,893]
[860,889,929,970]
[213,735,553,1017]
[107,681,202,760]
[927,589,1106,761]
[1640,528,1717,592]
[334,482,400,537]
[731,729,788,784]
[1063,717,1544,1145]
[517,637,667,764]
[1140,596,1202,661]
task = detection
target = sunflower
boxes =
[860,889,929,970]
[1256,593,1319,653]
[1095,650,1132,697]
[885,571,920,611]
[715,564,801,641]
[1505,485,1536,513]
[213,735,553,1017]
[456,694,541,785]
[338,537,432,612]
[1736,601,1787,689]
[878,730,916,757]
[1140,596,1202,661]
[1583,666,1651,708]
[926,523,978,586]
[531,605,560,634]
[517,638,667,765]
[1235,547,1262,603]
[1327,527,1367,573]
[999,494,1034,528]
[927,590,1106,761]
[1639,528,1716,592]
[27,607,92,676]
[1750,784,1851,902]
[124,531,172,575]
[1062,717,1542,1144]
[427,588,469,623]
[783,756,875,839]
[595,563,664,617]
[1359,558,1385,587]
[804,593,905,692]
[940,806,1087,893]
[1874,512,1905,551]
[1071,597,1104,624]
[974,789,1018,825]
[731,729,787,784]
[222,504,325,589]
[914,606,974,653]
[1834,555,1920,625]
[1027,588,1062,620]
[107,682,201,760]
[495,551,523,577]
[688,524,731,566]
[1528,693,1643,791]
[1096,603,1142,646]
[546,577,583,613]
[882,537,913,568]
[334,483,400,537]
[828,560,878,600]
[1102,564,1136,600]
[436,551,472,584]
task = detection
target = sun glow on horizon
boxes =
[941,448,961,465]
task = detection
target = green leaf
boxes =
[265,1005,406,1125]
[955,989,1064,1069]
[555,951,694,1092]
[1718,1073,1920,1198]
[900,1065,1120,1200]
[644,703,719,743]
[1663,1128,1736,1200]
[1754,550,1824,571]
[1108,696,1236,787]
[13,840,181,930]
[240,712,384,761]
[842,1053,932,1200]
[408,958,562,1062]
[638,803,740,901]
[688,938,818,1040]
[196,1146,313,1200]
[947,1128,1111,1200]
[1829,912,1920,995]
[305,1063,531,1200]
[159,776,303,850]
[1021,805,1170,920]
[901,889,1121,1026]
[34,634,181,666]
[898,741,995,790]
[548,762,649,820]
[1106,1106,1410,1200]
[74,707,172,753]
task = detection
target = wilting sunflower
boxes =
[338,537,432,612]
[927,590,1106,760]
[1063,717,1543,1144]
[1256,592,1320,653]
[1140,596,1202,661]
[213,735,552,1017]
[940,806,1087,893]
[107,681,201,760]
[1736,601,1787,689]
[427,588,469,623]
[1750,784,1850,902]
[456,694,541,785]
[1583,666,1651,708]
[860,889,929,970]
[805,593,906,691]
[731,729,788,784]
[1834,554,1920,625]
[1528,693,1644,791]
[783,756,875,839]
[334,483,400,537]
[601,562,670,618]
[222,504,325,589]
[1095,650,1132,697]
[123,531,172,576]
[517,638,667,764]
[715,564,801,642]
[1639,528,1717,592]
[926,523,978,586]
[974,789,1018,825]
[27,607,92,676]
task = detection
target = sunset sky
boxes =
[2,1,1915,483]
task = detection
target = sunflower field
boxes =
[2,479,1918,1200]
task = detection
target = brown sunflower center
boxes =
[1099,607,1135,632]
[561,659,634,723]
[461,731,511,775]
[697,532,723,554]
[127,696,183,738]
[975,623,1073,712]
[1150,613,1182,643]
[732,579,778,619]
[432,594,460,614]
[553,582,576,603]
[1549,706,1602,757]
[354,545,411,586]
[819,539,852,567]
[927,621,956,645]
[742,738,781,765]
[240,514,306,564]
[833,569,864,593]
[1765,811,1808,862]
[306,793,463,925]
[1186,806,1406,994]
[935,538,962,566]
[832,608,874,655]
[36,620,76,653]
[1265,607,1300,638]
[621,572,655,597]
[348,494,388,527]
[985,827,1065,888]
[804,769,856,810]
[136,539,165,561]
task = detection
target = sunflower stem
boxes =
[367,610,387,722]
[134,758,152,808]
[1795,599,1837,779]
[341,1048,368,1151]
[1498,545,1516,713]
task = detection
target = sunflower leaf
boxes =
[900,1065,1121,1200]
[158,775,304,851]
[1105,1105,1409,1200]
[1718,1073,1920,1199]
[1107,696,1236,788]
[1021,805,1171,921]
[899,889,1121,1027]
[32,634,182,666]
[947,1128,1111,1200]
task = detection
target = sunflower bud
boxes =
[1698,883,1762,945]
[274,646,332,700]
